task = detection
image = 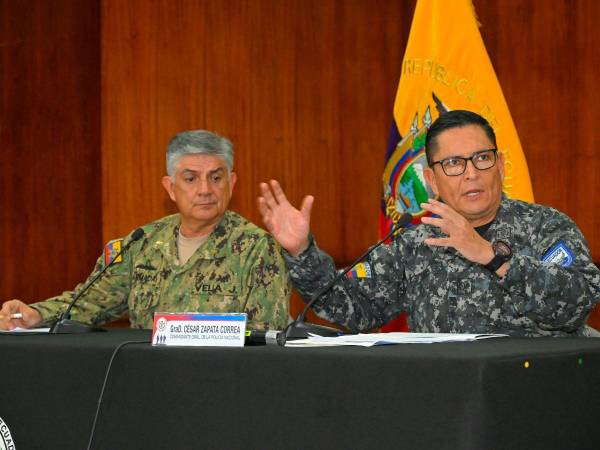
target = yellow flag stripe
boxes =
[393,0,534,202]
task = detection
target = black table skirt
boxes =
[1,330,599,450]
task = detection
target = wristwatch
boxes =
[484,240,512,272]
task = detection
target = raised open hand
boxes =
[258,180,314,257]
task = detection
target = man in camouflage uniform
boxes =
[0,131,290,331]
[258,110,600,336]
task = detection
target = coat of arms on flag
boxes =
[382,107,433,227]
[381,95,452,230]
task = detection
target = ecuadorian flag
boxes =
[346,262,372,279]
[380,0,534,331]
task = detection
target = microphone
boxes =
[49,228,145,334]
[284,212,413,341]
[245,329,286,346]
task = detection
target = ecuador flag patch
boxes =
[346,262,372,279]
[104,239,123,265]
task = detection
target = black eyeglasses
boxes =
[430,149,498,176]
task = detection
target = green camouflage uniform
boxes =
[32,211,290,330]
[286,198,600,336]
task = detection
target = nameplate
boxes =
[152,313,247,347]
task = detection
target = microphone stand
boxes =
[284,213,413,340]
[48,268,112,334]
[49,229,145,334]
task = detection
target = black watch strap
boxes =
[484,254,506,272]
[484,240,512,272]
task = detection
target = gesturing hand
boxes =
[258,180,314,257]
[420,199,494,265]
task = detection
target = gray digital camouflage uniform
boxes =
[286,198,600,336]
[32,211,290,330]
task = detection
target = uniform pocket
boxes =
[130,263,166,310]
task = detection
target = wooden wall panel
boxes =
[101,0,600,327]
[0,0,101,302]
[2,0,597,327]
[101,0,413,263]
[101,0,600,257]
[101,0,414,324]
[478,0,600,262]
[478,0,600,329]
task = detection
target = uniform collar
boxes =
[166,211,237,265]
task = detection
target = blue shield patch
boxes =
[541,241,574,267]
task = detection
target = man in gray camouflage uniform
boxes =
[258,110,600,336]
[0,130,290,331]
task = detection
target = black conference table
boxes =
[1,329,599,450]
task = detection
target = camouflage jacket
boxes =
[286,199,600,336]
[32,211,290,330]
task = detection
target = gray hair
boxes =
[166,130,234,177]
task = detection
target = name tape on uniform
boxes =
[152,312,247,347]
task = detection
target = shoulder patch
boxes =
[104,239,124,265]
[346,262,372,279]
[541,241,574,267]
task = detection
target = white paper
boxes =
[285,331,508,347]
[0,327,51,334]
